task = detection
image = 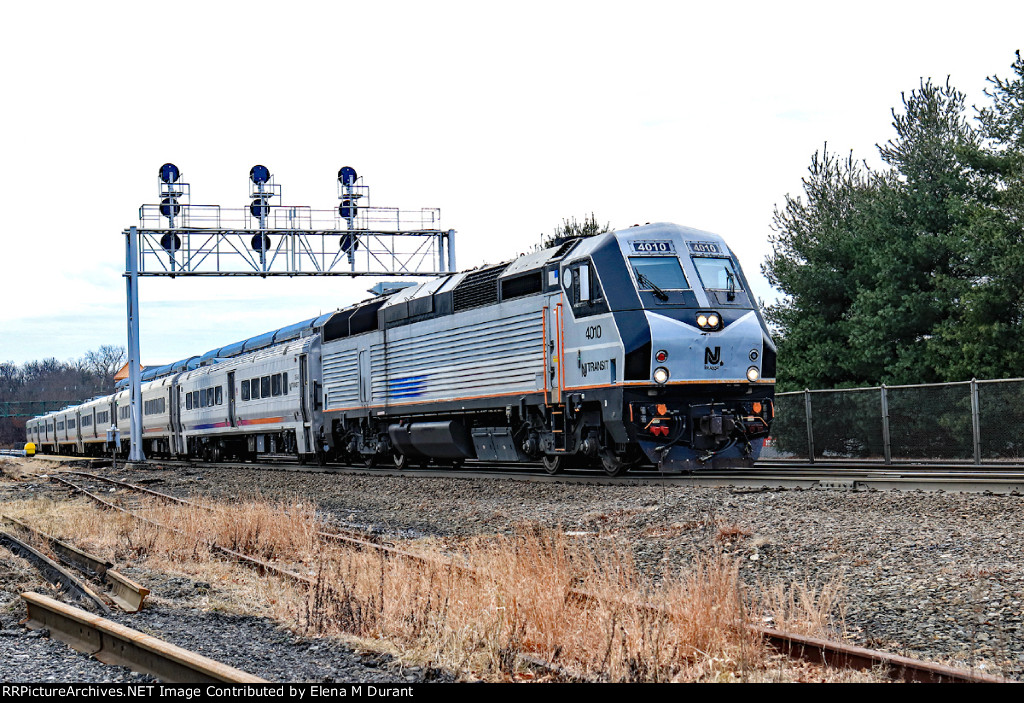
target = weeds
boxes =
[0,491,855,682]
[757,575,847,637]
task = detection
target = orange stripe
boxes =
[237,416,286,426]
[557,301,565,404]
[564,379,777,390]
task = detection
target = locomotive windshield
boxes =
[629,256,689,291]
[692,256,743,291]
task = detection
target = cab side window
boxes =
[563,259,608,318]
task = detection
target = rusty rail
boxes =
[753,625,1008,684]
[50,475,315,587]
[0,531,110,614]
[71,471,395,549]
[2,513,150,612]
[21,592,266,683]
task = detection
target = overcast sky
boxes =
[2,1,1022,365]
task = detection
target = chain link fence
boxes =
[763,378,1024,463]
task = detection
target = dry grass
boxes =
[287,528,762,681]
[714,521,753,543]
[756,576,847,637]
[0,483,863,682]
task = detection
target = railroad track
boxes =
[47,470,1011,683]
[0,504,266,682]
[92,456,1024,494]
[31,452,1024,493]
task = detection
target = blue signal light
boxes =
[250,165,271,184]
[160,233,182,252]
[338,199,357,219]
[159,163,180,184]
[339,234,360,254]
[251,233,271,251]
[338,166,357,186]
[160,198,181,218]
[250,198,270,218]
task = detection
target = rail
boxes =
[0,531,109,613]
[21,592,266,683]
[2,513,149,612]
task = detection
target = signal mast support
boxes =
[125,225,145,462]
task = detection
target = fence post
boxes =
[804,389,814,464]
[880,384,892,465]
[971,378,981,464]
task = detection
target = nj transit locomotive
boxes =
[26,223,775,474]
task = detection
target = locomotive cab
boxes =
[557,223,776,471]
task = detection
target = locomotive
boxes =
[26,223,775,475]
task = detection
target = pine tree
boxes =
[764,58,1024,390]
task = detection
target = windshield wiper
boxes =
[636,271,669,301]
[726,270,736,301]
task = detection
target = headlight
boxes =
[653,367,670,384]
[747,366,760,382]
[696,312,722,330]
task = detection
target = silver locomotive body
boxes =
[320,222,775,473]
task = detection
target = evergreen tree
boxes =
[765,56,1024,390]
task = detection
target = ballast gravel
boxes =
[2,459,1023,681]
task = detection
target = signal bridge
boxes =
[121,163,456,463]
[134,165,454,277]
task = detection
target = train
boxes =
[25,223,776,475]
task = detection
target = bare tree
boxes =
[84,345,126,387]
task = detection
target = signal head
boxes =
[250,198,270,218]
[338,166,357,186]
[339,233,360,254]
[250,165,271,184]
[159,197,181,218]
[338,199,357,219]
[250,233,271,251]
[160,233,182,252]
[159,163,180,184]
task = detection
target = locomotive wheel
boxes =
[363,454,378,468]
[542,455,568,475]
[393,451,409,469]
[600,447,641,477]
